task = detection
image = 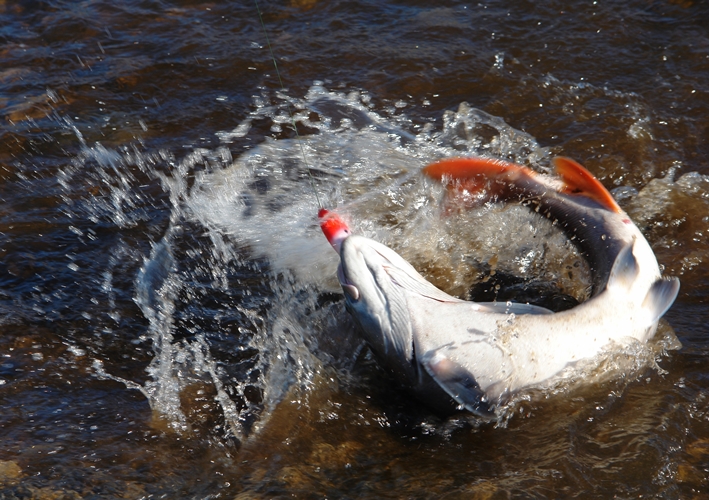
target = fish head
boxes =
[318,208,351,253]
[337,234,415,378]
[338,235,500,416]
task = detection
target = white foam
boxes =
[67,85,687,433]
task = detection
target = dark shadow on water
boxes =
[468,271,582,312]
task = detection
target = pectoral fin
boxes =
[642,277,680,323]
[421,350,496,418]
[607,241,640,291]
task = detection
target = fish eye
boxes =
[342,283,359,301]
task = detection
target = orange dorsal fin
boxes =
[553,157,622,213]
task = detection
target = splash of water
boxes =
[60,84,685,439]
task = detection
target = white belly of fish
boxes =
[408,284,658,401]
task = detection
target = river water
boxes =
[2,0,709,498]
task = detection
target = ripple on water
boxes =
[2,0,709,497]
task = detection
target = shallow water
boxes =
[2,0,709,498]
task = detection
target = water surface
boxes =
[1,0,709,498]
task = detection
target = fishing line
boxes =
[254,0,323,209]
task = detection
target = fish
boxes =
[320,157,680,418]
[422,156,647,295]
[318,208,351,254]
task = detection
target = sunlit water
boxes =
[2,0,709,498]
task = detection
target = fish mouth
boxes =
[337,263,360,301]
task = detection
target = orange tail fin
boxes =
[422,157,539,207]
[424,156,623,214]
[422,157,520,181]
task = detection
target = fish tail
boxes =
[422,157,540,208]
[424,156,625,215]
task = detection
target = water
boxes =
[2,0,709,497]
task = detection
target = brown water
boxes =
[2,0,709,498]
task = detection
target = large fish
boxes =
[320,157,679,418]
